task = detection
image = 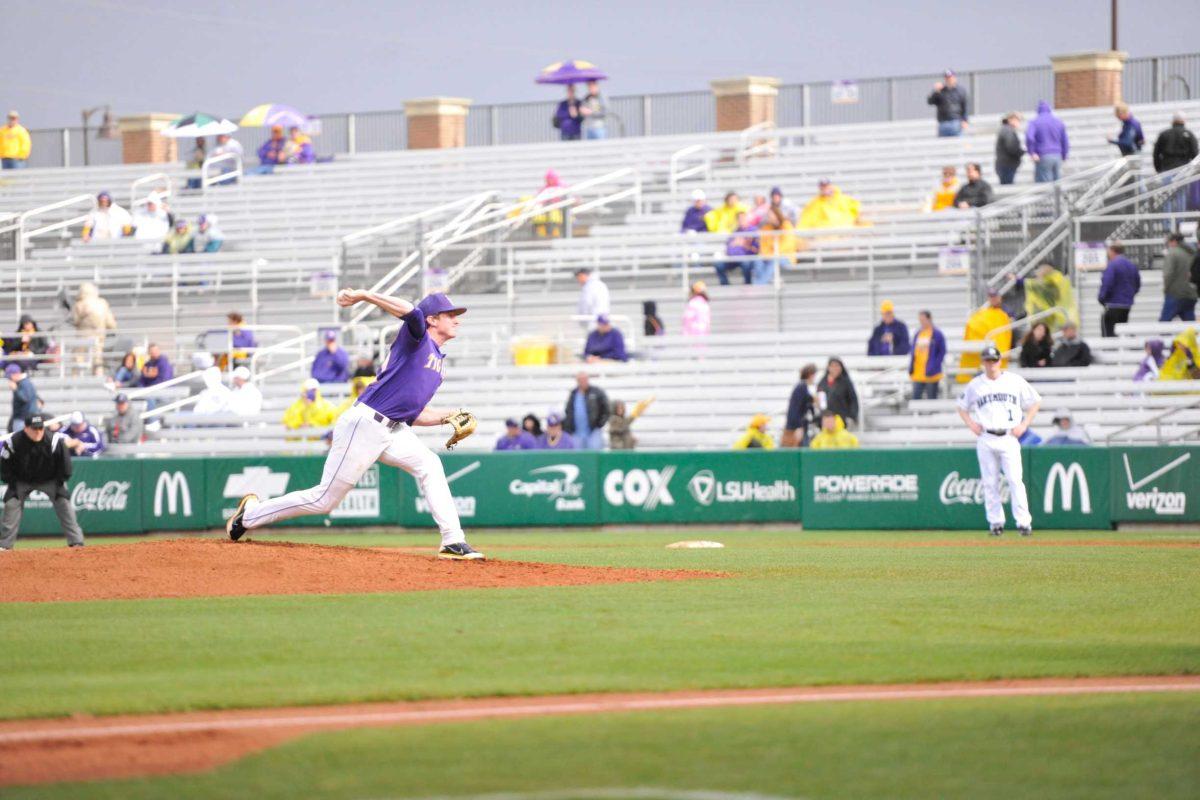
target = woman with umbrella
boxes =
[538,60,608,141]
[553,85,582,141]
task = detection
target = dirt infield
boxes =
[1,676,1196,787]
[0,539,718,603]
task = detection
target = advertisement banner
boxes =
[141,459,208,531]
[0,458,142,535]
[600,452,801,524]
[397,452,599,528]
[1027,447,1111,529]
[1108,446,1200,522]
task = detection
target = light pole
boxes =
[80,105,119,166]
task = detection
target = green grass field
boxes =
[4,528,1200,798]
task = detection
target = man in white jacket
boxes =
[227,366,262,416]
[575,268,610,330]
[82,191,133,242]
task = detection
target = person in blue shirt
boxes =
[1098,241,1142,337]
[6,363,41,432]
[312,330,351,383]
[584,315,628,362]
[1108,103,1145,156]
[495,418,537,451]
[867,300,911,356]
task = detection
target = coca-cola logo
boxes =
[939,471,1009,506]
[71,481,131,512]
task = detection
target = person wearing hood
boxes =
[817,357,859,427]
[192,213,224,253]
[283,378,336,431]
[958,289,1011,382]
[82,191,133,242]
[553,84,582,140]
[1050,322,1093,367]
[733,413,775,449]
[799,179,861,229]
[70,282,117,374]
[533,169,567,238]
[680,190,712,233]
[810,410,860,450]
[1025,101,1069,183]
[132,193,171,242]
[1043,410,1091,446]
[312,330,351,383]
[867,300,910,356]
[643,301,664,337]
[682,280,711,336]
[495,418,538,451]
[1107,103,1144,156]
[1133,339,1166,382]
[161,218,194,255]
[228,366,263,416]
[994,112,1024,185]
[1161,233,1197,322]
[1023,263,1079,331]
[575,268,610,328]
[66,411,105,457]
[953,163,994,209]
[927,70,969,137]
[783,363,819,447]
[192,367,233,415]
[1159,327,1200,381]
[3,314,48,373]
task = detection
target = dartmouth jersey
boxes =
[957,371,1040,431]
[356,307,444,424]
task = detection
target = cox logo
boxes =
[604,467,676,510]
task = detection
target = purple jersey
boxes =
[536,431,576,450]
[495,431,537,451]
[356,308,443,424]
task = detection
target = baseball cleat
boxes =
[438,541,486,561]
[989,525,1004,537]
[1018,527,1032,537]
[226,494,259,542]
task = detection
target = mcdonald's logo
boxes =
[154,471,192,517]
[1044,462,1091,514]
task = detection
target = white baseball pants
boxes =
[975,431,1032,529]
[242,404,465,546]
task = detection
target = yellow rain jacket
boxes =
[334,376,377,418]
[1159,327,1200,381]
[733,414,775,449]
[704,202,748,234]
[283,385,337,431]
[0,123,31,160]
[1023,267,1079,331]
[810,414,860,449]
[957,306,1012,382]
[930,178,959,211]
[758,218,797,262]
[798,187,861,229]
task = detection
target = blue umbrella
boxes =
[535,60,608,85]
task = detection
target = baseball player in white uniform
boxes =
[956,344,1042,536]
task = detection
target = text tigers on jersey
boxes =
[423,354,445,375]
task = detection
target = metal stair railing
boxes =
[1106,396,1200,445]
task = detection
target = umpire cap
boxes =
[981,344,1002,362]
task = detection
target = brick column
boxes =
[710,76,781,132]
[118,113,180,164]
[404,97,471,149]
[1050,51,1127,109]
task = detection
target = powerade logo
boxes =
[813,473,918,503]
[509,464,586,511]
[604,468,675,510]
[1122,453,1189,516]
[940,471,1010,505]
[688,470,796,506]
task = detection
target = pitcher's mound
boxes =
[0,539,718,603]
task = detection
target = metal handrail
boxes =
[668,144,711,193]
[130,172,173,208]
[1106,396,1200,444]
[201,152,244,190]
[736,121,776,164]
[13,194,94,260]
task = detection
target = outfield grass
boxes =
[3,530,1198,720]
[9,692,1200,799]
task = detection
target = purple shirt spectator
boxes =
[584,324,628,362]
[139,353,174,387]
[536,431,576,450]
[495,429,538,451]
[69,418,105,457]
[681,202,712,233]
[311,345,351,384]
[1099,255,1141,308]
[1025,101,1069,159]
[231,328,257,349]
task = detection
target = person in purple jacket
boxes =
[680,190,711,233]
[553,84,582,141]
[1025,101,1069,183]
[584,315,628,362]
[717,212,758,285]
[495,418,537,451]
[138,343,174,387]
[312,330,351,384]
[536,412,576,450]
[227,311,257,350]
[66,411,105,458]
[1098,241,1142,337]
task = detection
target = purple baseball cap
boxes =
[323,329,338,341]
[596,313,610,325]
[417,292,467,318]
[546,412,563,426]
[4,363,22,376]
[505,418,519,427]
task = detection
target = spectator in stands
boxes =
[928,166,959,211]
[333,375,375,420]
[1161,233,1197,322]
[867,300,910,356]
[66,411,105,457]
[351,353,377,379]
[575,268,611,327]
[226,366,263,417]
[927,70,969,137]
[530,169,568,239]
[536,412,576,449]
[209,133,244,184]
[1024,263,1078,331]
[1050,322,1093,367]
[769,186,798,225]
[104,393,143,444]
[70,282,117,374]
[162,218,194,254]
[1018,322,1053,369]
[756,207,796,284]
[608,397,652,450]
[953,163,994,209]
[817,357,859,428]
[994,112,1024,185]
[810,410,860,449]
[522,413,543,438]
[283,378,336,431]
[312,330,350,383]
[1154,113,1199,173]
[255,125,287,172]
[1133,339,1165,382]
[563,372,609,450]
[191,214,224,253]
[283,127,315,164]
[1107,103,1144,156]
[643,301,664,337]
[112,352,139,387]
[798,179,861,229]
[191,367,233,415]
[132,193,171,242]
[3,315,48,373]
[908,310,946,399]
[1026,101,1069,183]
[682,280,711,336]
[1159,326,1200,381]
[553,84,582,140]
[681,189,711,233]
[704,192,747,234]
[716,212,757,285]
[733,413,775,449]
[495,418,538,450]
[139,343,174,388]
[958,289,1012,381]
[745,194,770,227]
[584,314,628,362]
[224,311,256,367]
[0,110,31,169]
[1043,409,1092,446]
[6,363,41,432]
[82,191,133,242]
[579,80,608,140]
[1098,241,1141,337]
[1193,232,1200,295]
[782,363,819,447]
[186,137,206,171]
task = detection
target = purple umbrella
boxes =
[535,60,608,85]
[239,103,311,130]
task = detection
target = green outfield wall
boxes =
[2,446,1196,536]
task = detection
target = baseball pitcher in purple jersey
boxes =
[225,289,484,560]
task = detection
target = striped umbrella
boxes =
[535,60,608,85]
[163,112,238,138]
[239,103,310,130]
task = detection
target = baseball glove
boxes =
[444,409,478,449]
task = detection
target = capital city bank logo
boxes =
[154,471,192,517]
[1043,462,1091,514]
[687,470,717,506]
[509,464,586,511]
[1122,452,1190,516]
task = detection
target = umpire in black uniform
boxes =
[0,414,84,550]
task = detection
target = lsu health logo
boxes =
[1043,462,1091,514]
[331,464,381,519]
[1122,452,1189,516]
[688,469,795,506]
[604,467,675,510]
[509,464,586,511]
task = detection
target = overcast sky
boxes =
[7,0,1198,128]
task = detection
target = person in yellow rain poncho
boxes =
[1159,326,1200,381]
[704,192,748,234]
[1023,263,1079,331]
[927,166,960,212]
[798,179,862,230]
[957,289,1012,382]
[334,375,377,419]
[809,410,860,450]
[732,413,776,449]
[283,378,337,437]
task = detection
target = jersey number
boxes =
[1008,408,1016,422]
